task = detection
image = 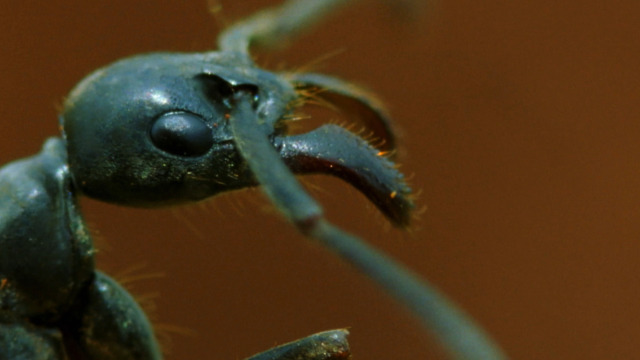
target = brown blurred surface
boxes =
[1,1,639,359]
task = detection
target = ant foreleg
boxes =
[246,329,350,360]
[0,321,67,360]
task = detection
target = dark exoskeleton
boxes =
[0,1,505,359]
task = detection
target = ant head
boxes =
[61,52,296,206]
[61,52,411,225]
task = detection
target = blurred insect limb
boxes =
[246,329,351,360]
[217,0,427,54]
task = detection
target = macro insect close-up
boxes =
[3,0,640,359]
[0,0,505,359]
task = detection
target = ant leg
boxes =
[229,92,506,360]
[218,0,347,54]
[0,322,67,360]
[246,330,350,360]
[217,0,427,54]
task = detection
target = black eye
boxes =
[150,112,213,156]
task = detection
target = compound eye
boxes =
[150,112,214,157]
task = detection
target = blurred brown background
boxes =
[1,0,639,359]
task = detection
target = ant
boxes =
[0,1,505,359]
